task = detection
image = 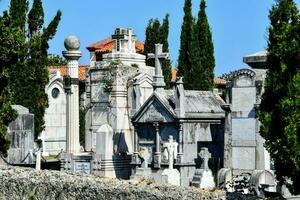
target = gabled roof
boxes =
[132,92,176,123]
[165,90,225,117]
[86,37,144,54]
[48,65,89,80]
[133,89,225,123]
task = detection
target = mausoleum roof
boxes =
[165,90,225,117]
[48,65,89,79]
[86,37,144,54]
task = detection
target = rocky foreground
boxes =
[0,166,260,200]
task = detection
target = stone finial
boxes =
[64,36,80,51]
[175,77,185,118]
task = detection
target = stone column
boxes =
[176,122,184,164]
[131,124,140,164]
[63,36,82,154]
[153,122,161,168]
[222,104,232,168]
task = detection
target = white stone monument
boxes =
[96,124,114,160]
[35,150,41,170]
[38,132,49,156]
[191,147,215,189]
[63,36,82,154]
[161,135,180,186]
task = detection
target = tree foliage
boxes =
[178,0,215,90]
[144,14,172,88]
[259,0,300,194]
[0,12,20,156]
[191,0,215,90]
[7,0,61,138]
[46,54,67,66]
[178,0,194,88]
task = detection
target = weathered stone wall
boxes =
[0,166,259,200]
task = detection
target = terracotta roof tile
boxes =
[87,38,144,54]
[48,65,89,79]
[213,77,226,85]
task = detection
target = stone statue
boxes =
[163,135,178,169]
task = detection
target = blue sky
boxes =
[1,0,299,75]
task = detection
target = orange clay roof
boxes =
[48,65,89,79]
[213,77,227,85]
[86,38,144,54]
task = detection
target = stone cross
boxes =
[148,44,169,91]
[112,28,125,52]
[199,147,211,170]
[163,135,178,169]
[38,132,48,156]
[112,28,136,53]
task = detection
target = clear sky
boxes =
[1,0,300,75]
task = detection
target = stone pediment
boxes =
[132,94,175,123]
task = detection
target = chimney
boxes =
[174,77,185,118]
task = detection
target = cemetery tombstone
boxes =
[191,147,215,189]
[7,105,34,164]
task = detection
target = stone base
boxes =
[130,167,152,180]
[161,169,180,186]
[191,169,215,189]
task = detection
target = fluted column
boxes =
[63,36,82,154]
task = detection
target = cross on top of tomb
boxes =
[199,147,211,170]
[148,44,169,91]
[111,28,137,53]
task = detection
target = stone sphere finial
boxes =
[64,36,80,51]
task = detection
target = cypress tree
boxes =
[178,0,194,89]
[144,14,172,88]
[0,12,21,156]
[8,0,62,138]
[9,0,28,29]
[28,0,44,36]
[160,14,172,88]
[144,19,161,67]
[259,0,300,193]
[191,0,215,90]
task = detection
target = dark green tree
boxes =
[28,0,44,36]
[46,54,67,66]
[144,14,172,88]
[144,18,161,67]
[160,14,172,88]
[192,0,215,90]
[8,0,62,138]
[178,0,194,89]
[259,0,300,194]
[0,12,20,156]
[9,0,28,30]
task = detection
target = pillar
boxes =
[176,122,184,164]
[153,122,161,168]
[63,36,82,154]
